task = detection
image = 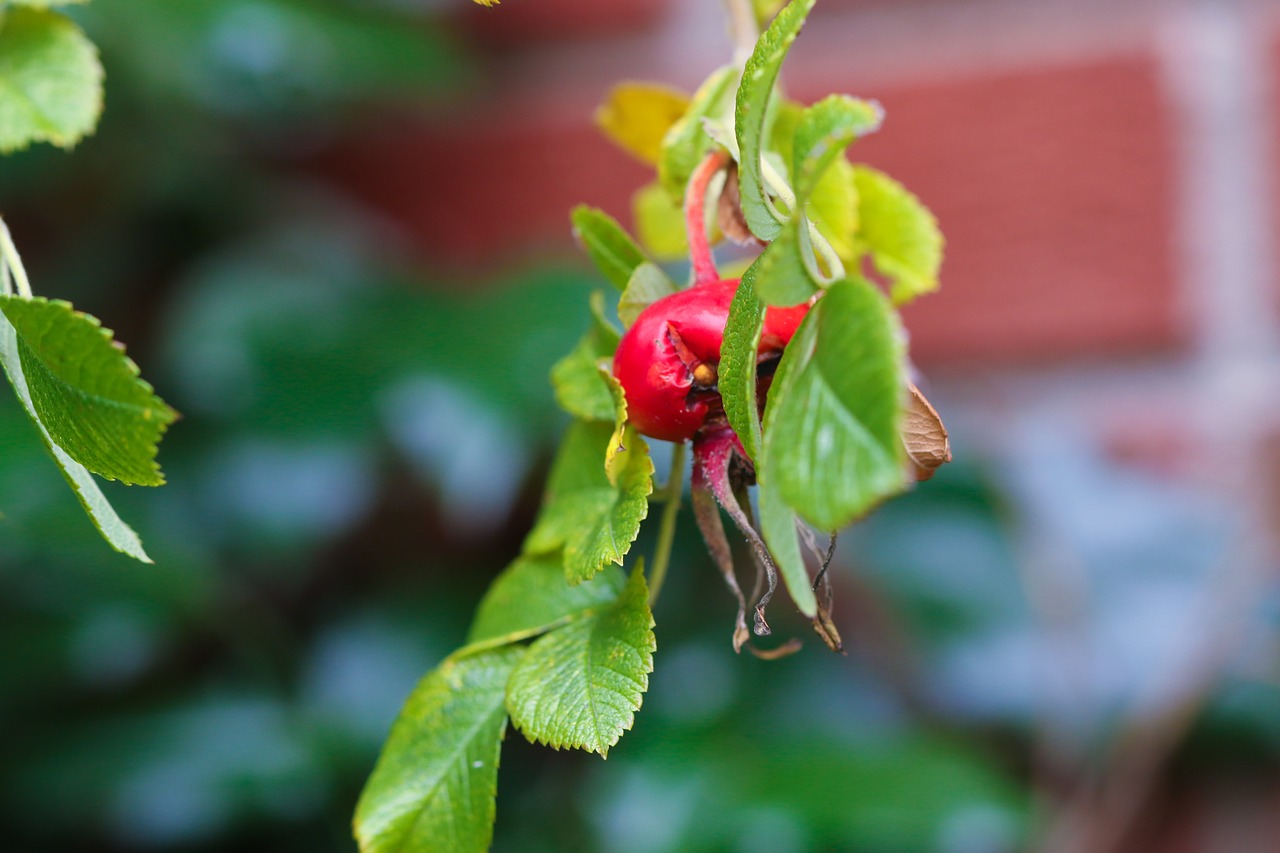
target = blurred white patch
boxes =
[380,376,528,535]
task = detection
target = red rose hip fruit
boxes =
[612,278,808,442]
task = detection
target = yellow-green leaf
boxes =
[853,165,944,304]
[0,8,103,153]
[596,82,690,166]
[632,182,687,261]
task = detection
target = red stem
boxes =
[686,149,730,286]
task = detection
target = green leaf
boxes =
[761,278,906,531]
[631,181,688,261]
[0,306,150,562]
[617,262,676,329]
[809,157,859,261]
[354,647,523,853]
[753,96,883,306]
[595,82,689,166]
[734,0,817,241]
[550,291,621,422]
[468,554,626,646]
[570,206,649,291]
[853,165,944,303]
[752,0,788,24]
[0,296,176,486]
[758,475,816,617]
[524,420,653,584]
[659,64,738,200]
[718,266,766,463]
[505,565,655,756]
[0,8,103,153]
[792,95,882,202]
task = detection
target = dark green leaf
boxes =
[0,296,176,486]
[0,8,102,152]
[550,292,621,422]
[761,278,906,530]
[468,553,626,646]
[505,565,654,756]
[617,262,676,329]
[758,474,816,617]
[734,0,817,241]
[0,306,149,560]
[570,206,648,291]
[659,64,738,200]
[354,647,524,853]
[853,165,944,303]
[524,420,653,584]
[718,267,766,463]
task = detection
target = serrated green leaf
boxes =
[595,82,689,166]
[734,0,817,241]
[550,292,621,422]
[524,420,653,584]
[632,182,688,261]
[0,306,150,562]
[718,266,766,463]
[758,474,816,617]
[0,8,102,153]
[468,554,626,646]
[761,278,906,531]
[792,95,882,202]
[659,64,737,200]
[570,206,649,291]
[617,262,676,329]
[505,565,654,756]
[354,647,523,853]
[0,296,176,485]
[853,165,944,303]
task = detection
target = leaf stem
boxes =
[647,441,687,606]
[686,149,730,286]
[0,218,33,299]
[723,0,760,65]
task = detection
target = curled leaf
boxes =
[716,164,758,247]
[903,383,951,481]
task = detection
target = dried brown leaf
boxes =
[902,382,951,481]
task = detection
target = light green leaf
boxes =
[524,420,653,584]
[632,181,687,261]
[718,266,766,463]
[0,296,176,486]
[468,554,626,646]
[354,647,523,853]
[792,95,882,202]
[809,157,859,260]
[734,0,817,241]
[505,565,655,756]
[758,475,816,617]
[570,206,649,291]
[761,278,906,531]
[0,8,103,153]
[751,217,819,306]
[659,64,737,200]
[752,0,787,24]
[853,165,944,303]
[550,291,621,422]
[617,262,676,329]
[0,306,149,561]
[595,82,689,166]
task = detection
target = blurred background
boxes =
[2,0,1280,850]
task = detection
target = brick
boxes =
[804,55,1185,367]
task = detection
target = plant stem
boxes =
[723,0,760,65]
[647,441,687,606]
[686,150,730,286]
[0,218,33,298]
